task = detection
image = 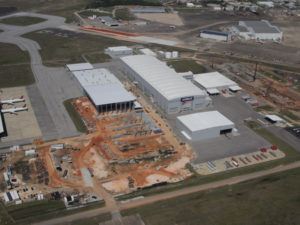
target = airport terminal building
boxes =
[121,55,211,114]
[73,68,136,112]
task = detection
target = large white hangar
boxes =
[193,72,241,95]
[176,111,235,141]
[73,69,136,112]
[121,55,211,114]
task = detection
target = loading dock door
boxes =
[220,128,232,135]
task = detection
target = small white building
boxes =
[105,46,133,57]
[176,111,235,141]
[66,63,93,72]
[207,3,222,10]
[200,30,231,42]
[257,1,274,8]
[193,72,241,95]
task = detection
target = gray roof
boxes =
[242,20,281,33]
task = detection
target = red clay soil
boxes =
[80,26,140,37]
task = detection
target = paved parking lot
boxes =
[166,93,270,163]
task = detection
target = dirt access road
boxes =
[33,160,300,225]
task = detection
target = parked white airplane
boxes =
[0,96,25,105]
[1,104,28,115]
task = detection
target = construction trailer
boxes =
[176,111,235,141]
[0,111,7,138]
[121,55,211,114]
[105,46,133,57]
[73,68,136,112]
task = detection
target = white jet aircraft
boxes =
[1,104,28,115]
[0,96,25,105]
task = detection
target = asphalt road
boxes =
[0,12,81,140]
[32,160,300,225]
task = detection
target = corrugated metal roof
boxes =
[177,111,234,132]
[73,69,135,106]
[121,55,207,101]
[241,20,281,34]
[193,72,237,90]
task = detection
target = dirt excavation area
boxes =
[4,97,193,197]
[134,13,184,26]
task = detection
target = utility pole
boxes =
[253,62,258,82]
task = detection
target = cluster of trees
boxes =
[87,0,161,8]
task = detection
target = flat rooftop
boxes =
[241,20,281,34]
[193,72,238,90]
[107,46,132,52]
[66,63,93,72]
[177,111,234,132]
[73,68,135,106]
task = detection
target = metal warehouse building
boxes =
[200,30,231,42]
[121,55,211,114]
[193,72,241,95]
[73,68,136,112]
[232,20,282,41]
[176,111,235,141]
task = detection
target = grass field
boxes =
[0,0,86,23]
[84,52,111,64]
[56,213,112,225]
[0,199,105,225]
[0,16,46,26]
[167,59,206,74]
[23,29,133,66]
[64,99,87,133]
[114,8,135,21]
[0,43,34,88]
[123,167,300,225]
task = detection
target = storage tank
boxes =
[165,52,172,59]
[172,51,178,58]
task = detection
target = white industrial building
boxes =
[176,111,235,141]
[232,20,283,41]
[200,30,231,42]
[105,46,133,57]
[193,72,241,95]
[66,63,93,72]
[121,55,211,114]
[73,68,136,112]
